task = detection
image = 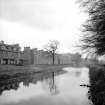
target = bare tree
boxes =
[44,40,60,65]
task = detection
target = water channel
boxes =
[0,67,91,105]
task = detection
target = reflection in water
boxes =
[0,79,19,95]
[42,72,59,95]
[0,67,90,105]
[0,70,65,95]
[75,71,81,77]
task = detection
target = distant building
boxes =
[23,47,53,65]
[23,47,37,65]
[0,41,82,65]
[0,41,26,65]
[22,47,59,65]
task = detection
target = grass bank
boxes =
[0,64,70,80]
[0,63,84,75]
[88,65,105,105]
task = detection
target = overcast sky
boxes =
[0,0,87,53]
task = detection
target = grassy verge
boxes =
[88,65,105,105]
[0,64,70,81]
[0,64,83,75]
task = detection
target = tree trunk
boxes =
[52,53,55,65]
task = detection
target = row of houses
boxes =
[0,41,82,65]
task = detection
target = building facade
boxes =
[0,41,82,65]
[23,47,82,65]
[0,41,26,65]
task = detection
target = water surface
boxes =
[0,67,90,105]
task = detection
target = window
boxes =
[1,46,6,50]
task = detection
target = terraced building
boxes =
[0,41,82,65]
[0,41,25,65]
